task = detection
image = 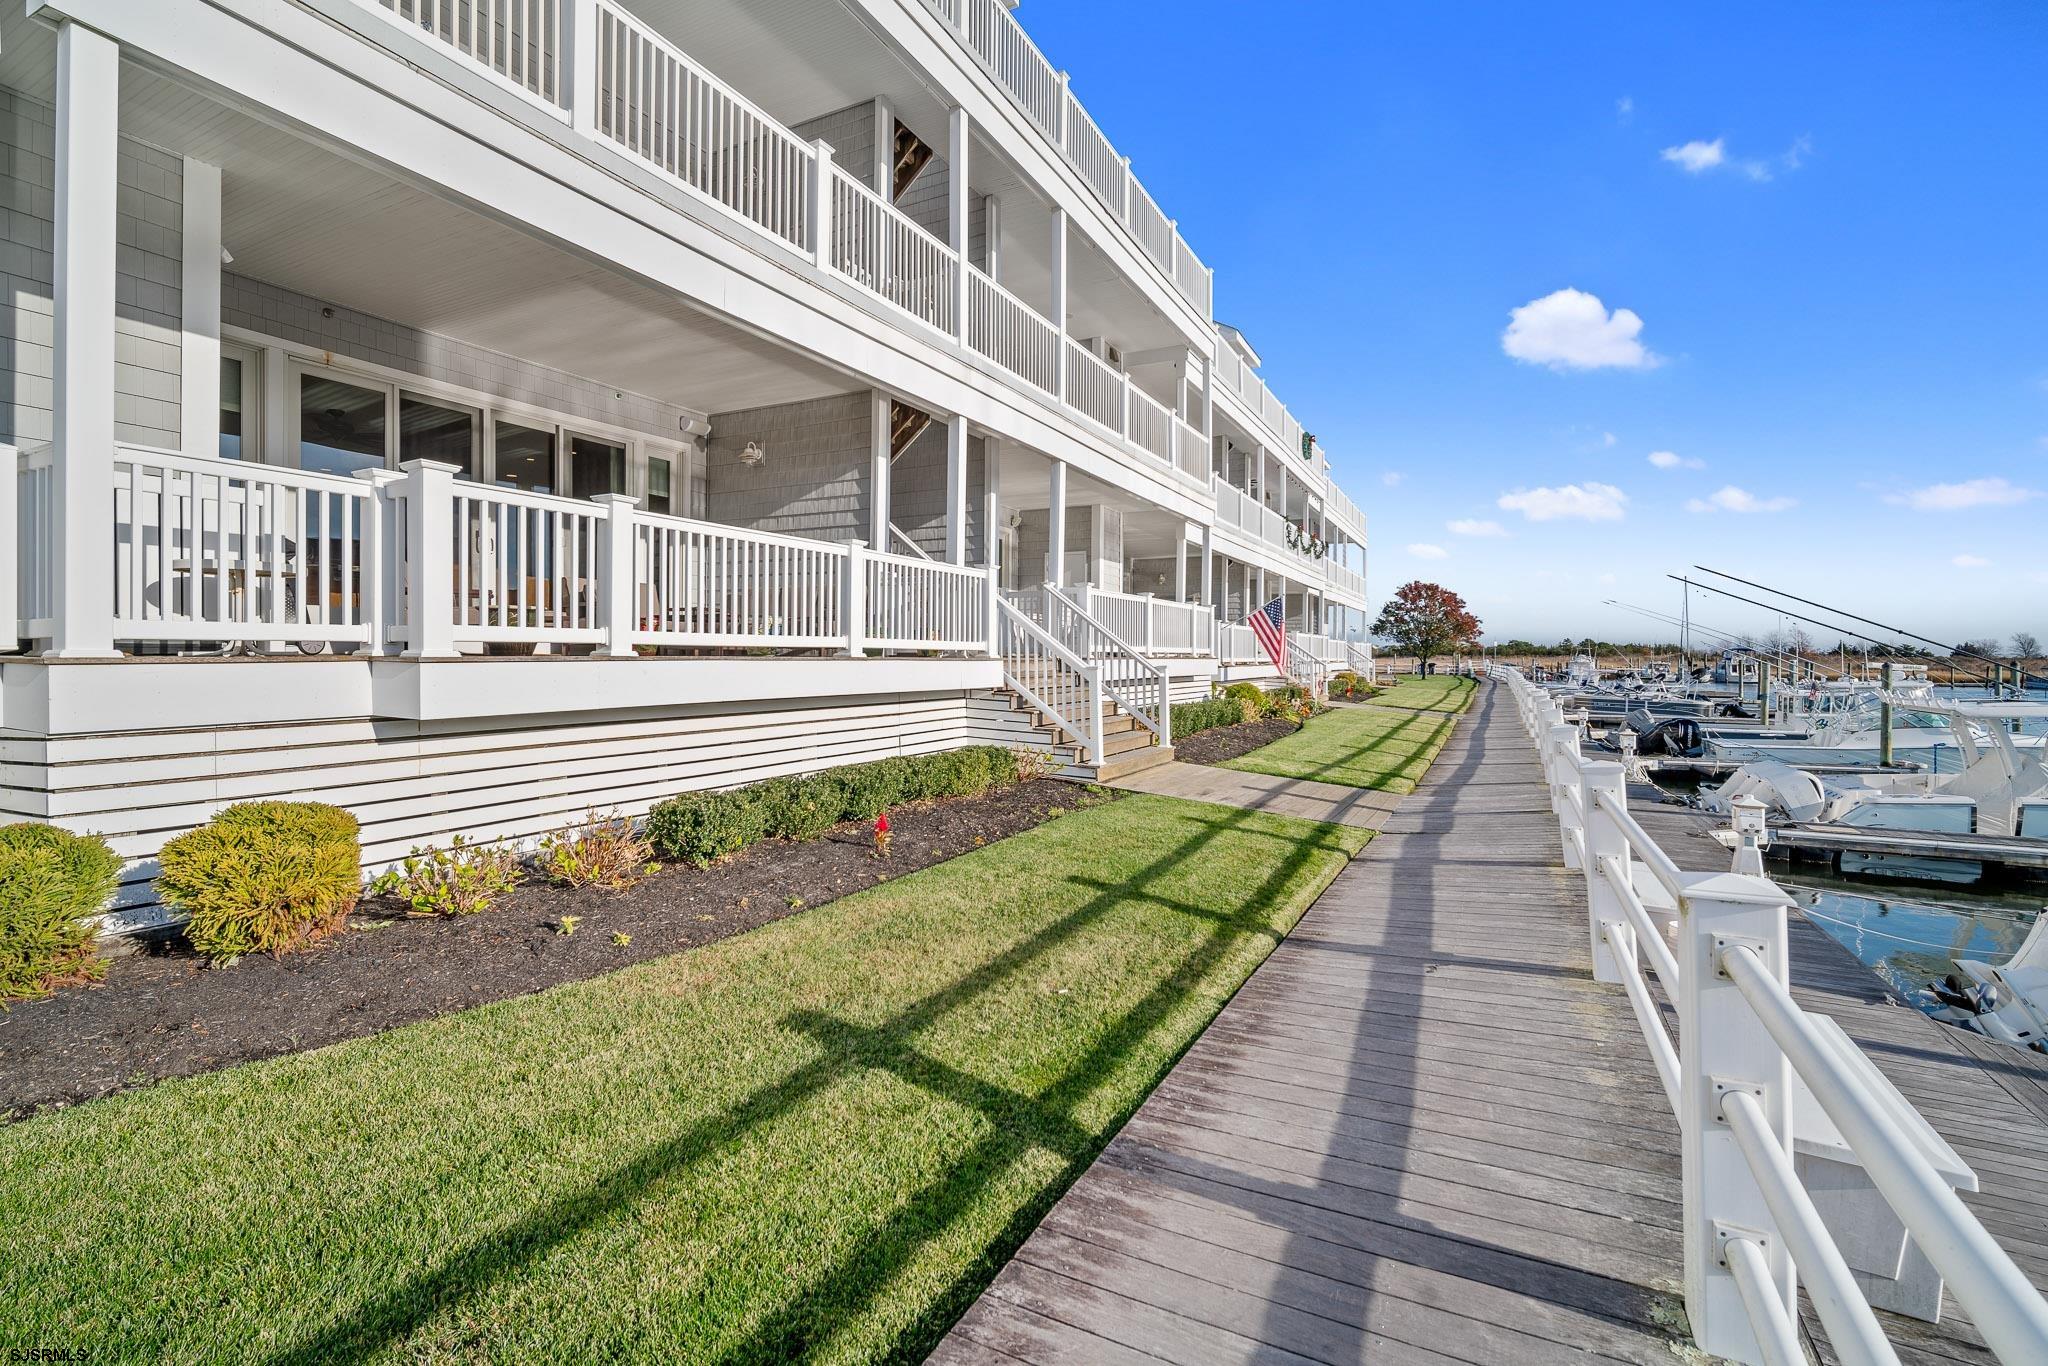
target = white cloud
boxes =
[1647,449,1704,471]
[1686,485,1797,514]
[1447,518,1508,538]
[1661,138,1726,174]
[1501,289,1662,372]
[1602,431,1618,447]
[1662,135,1808,182]
[1953,554,1991,569]
[1616,96,1634,124]
[1407,543,1449,560]
[1598,572,1618,586]
[1497,482,1629,522]
[1381,471,1404,487]
[1885,477,2041,511]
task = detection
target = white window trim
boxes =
[225,323,693,503]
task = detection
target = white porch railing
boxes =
[1064,338,1123,432]
[378,0,566,106]
[1285,636,1329,698]
[1071,583,1212,658]
[107,444,383,647]
[1127,386,1173,463]
[1173,417,1208,483]
[28,453,995,659]
[1495,666,2048,1366]
[1328,560,1366,599]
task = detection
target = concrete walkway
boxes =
[1104,761,1404,830]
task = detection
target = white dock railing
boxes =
[1494,666,2048,1366]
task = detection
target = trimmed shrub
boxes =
[645,746,1022,868]
[1220,681,1273,722]
[157,802,360,962]
[0,823,122,1003]
[374,835,526,914]
[1170,697,1241,742]
[646,788,771,869]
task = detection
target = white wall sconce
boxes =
[738,441,768,468]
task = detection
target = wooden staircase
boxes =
[1000,651,1175,783]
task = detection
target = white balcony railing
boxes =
[967,266,1060,395]
[1498,667,2048,1366]
[350,0,1241,506]
[632,513,849,649]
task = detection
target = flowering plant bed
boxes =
[0,779,1103,1120]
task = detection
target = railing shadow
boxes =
[261,792,1356,1364]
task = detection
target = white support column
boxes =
[1678,873,1797,1364]
[398,460,460,659]
[1047,460,1067,588]
[0,441,15,654]
[179,158,222,458]
[868,390,891,549]
[872,98,894,193]
[947,106,970,338]
[49,22,121,658]
[1200,353,1214,446]
[593,493,639,656]
[1050,208,1069,402]
[944,414,969,566]
[1175,521,1190,603]
[982,437,1002,657]
[1199,523,1213,607]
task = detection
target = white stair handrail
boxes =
[1042,584,1170,746]
[1485,666,2048,1366]
[996,595,1102,763]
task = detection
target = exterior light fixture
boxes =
[738,441,767,467]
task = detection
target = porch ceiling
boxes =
[0,19,853,415]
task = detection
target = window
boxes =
[645,455,673,516]
[297,373,387,477]
[569,436,626,498]
[494,422,557,493]
[400,392,479,478]
[219,349,256,461]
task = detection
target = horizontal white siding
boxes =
[2,689,1061,931]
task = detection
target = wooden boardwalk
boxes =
[935,682,1701,1364]
[935,682,2048,1365]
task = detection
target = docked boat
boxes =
[1923,911,2048,1053]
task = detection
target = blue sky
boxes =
[1023,1,2048,646]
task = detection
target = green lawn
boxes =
[1223,677,1474,793]
[0,794,1366,1365]
[1363,674,1477,713]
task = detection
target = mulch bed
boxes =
[0,779,1106,1122]
[1174,717,1301,767]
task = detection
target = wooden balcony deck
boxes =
[933,681,2048,1364]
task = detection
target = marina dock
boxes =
[938,680,2048,1364]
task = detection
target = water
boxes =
[1787,875,2043,1006]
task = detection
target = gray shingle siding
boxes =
[0,86,183,450]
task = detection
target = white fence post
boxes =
[1142,593,1155,654]
[1087,664,1106,767]
[1678,871,1796,1364]
[984,565,1000,659]
[1548,722,1584,871]
[0,443,15,653]
[843,539,867,656]
[1583,760,1629,983]
[398,459,459,659]
[566,0,600,135]
[593,493,638,656]
[809,138,835,272]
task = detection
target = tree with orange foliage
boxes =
[1371,581,1481,675]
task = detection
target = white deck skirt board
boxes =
[33,0,1213,524]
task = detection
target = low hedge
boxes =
[0,823,123,1003]
[1171,697,1243,742]
[1219,681,1273,722]
[156,802,362,962]
[648,746,1022,868]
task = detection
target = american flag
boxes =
[1247,596,1287,672]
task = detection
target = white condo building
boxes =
[0,0,1371,924]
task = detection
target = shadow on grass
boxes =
[263,799,1357,1366]
[1231,708,1459,792]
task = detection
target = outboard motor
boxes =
[1635,717,1704,757]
